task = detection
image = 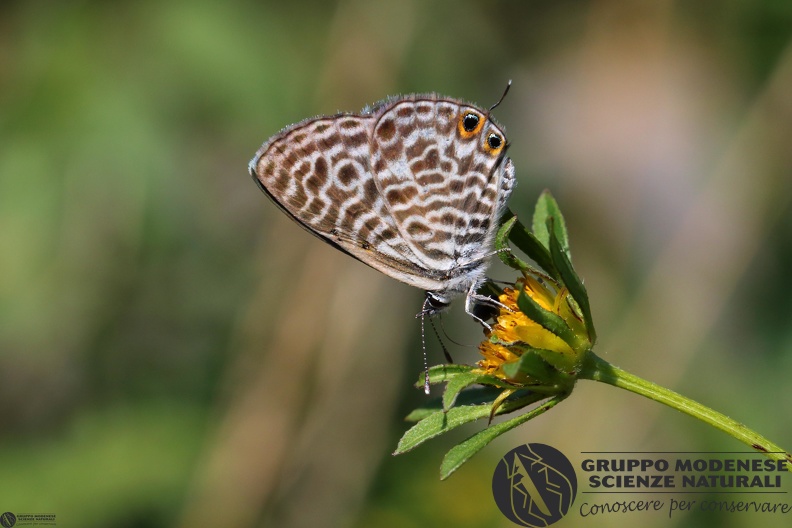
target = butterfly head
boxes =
[422,291,452,316]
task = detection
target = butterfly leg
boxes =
[472,293,513,313]
[464,278,520,330]
[464,281,494,331]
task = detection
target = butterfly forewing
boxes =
[250,111,447,291]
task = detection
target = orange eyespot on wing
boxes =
[458,111,484,138]
[483,132,505,155]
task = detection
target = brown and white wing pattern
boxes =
[249,112,447,291]
[369,95,515,299]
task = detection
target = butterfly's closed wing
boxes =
[369,95,515,298]
[249,112,450,291]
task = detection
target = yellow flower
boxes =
[478,342,521,374]
[477,273,591,382]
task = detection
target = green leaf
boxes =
[547,220,596,344]
[533,191,570,261]
[405,387,506,422]
[439,394,568,479]
[502,209,558,279]
[395,391,544,454]
[396,405,494,455]
[414,364,475,389]
[443,372,514,410]
[516,290,578,349]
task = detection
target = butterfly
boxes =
[249,86,515,390]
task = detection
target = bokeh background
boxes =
[1,1,791,527]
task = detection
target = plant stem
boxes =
[579,351,792,469]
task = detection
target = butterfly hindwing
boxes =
[370,95,512,275]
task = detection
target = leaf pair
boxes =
[395,365,562,479]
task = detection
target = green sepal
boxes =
[516,290,578,350]
[501,347,574,384]
[495,215,531,273]
[533,191,570,262]
[547,219,596,344]
[488,389,516,422]
[501,209,558,279]
[394,390,544,455]
[511,344,580,375]
[439,394,568,479]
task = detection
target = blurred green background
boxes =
[1,1,791,527]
